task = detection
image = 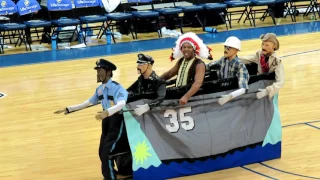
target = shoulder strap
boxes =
[111,81,119,85]
[187,58,204,84]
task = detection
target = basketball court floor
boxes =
[0,20,320,180]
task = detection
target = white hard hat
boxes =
[224,36,241,51]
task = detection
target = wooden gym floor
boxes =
[0,13,320,180]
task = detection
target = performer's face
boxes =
[96,68,108,83]
[181,43,194,59]
[137,63,148,74]
[261,41,275,55]
[224,46,238,58]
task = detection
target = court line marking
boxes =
[0,92,7,99]
[280,49,320,58]
[241,166,278,180]
[255,121,320,179]
[305,123,320,130]
[259,163,320,180]
[282,120,320,128]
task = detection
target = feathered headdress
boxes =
[169,32,213,61]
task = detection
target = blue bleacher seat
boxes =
[175,4,204,30]
[23,20,52,28]
[176,5,203,12]
[200,3,228,30]
[201,3,227,10]
[251,0,276,6]
[0,23,26,30]
[224,0,252,8]
[131,11,160,18]
[0,0,31,54]
[78,15,107,23]
[154,8,183,15]
[248,0,276,26]
[106,13,133,21]
[51,19,81,26]
[127,0,162,39]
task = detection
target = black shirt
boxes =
[127,71,166,108]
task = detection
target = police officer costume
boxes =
[127,54,166,108]
[90,59,131,180]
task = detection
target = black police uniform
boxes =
[94,59,131,180]
[127,54,166,107]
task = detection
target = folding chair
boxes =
[244,0,276,27]
[16,0,52,44]
[127,0,162,39]
[100,0,135,42]
[74,0,108,45]
[47,0,81,47]
[200,3,228,30]
[277,0,296,22]
[173,0,205,30]
[153,0,184,34]
[291,0,320,20]
[223,0,253,29]
[104,12,135,42]
[0,0,31,54]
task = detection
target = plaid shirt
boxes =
[211,56,249,89]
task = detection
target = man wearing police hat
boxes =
[127,53,166,116]
[54,59,130,180]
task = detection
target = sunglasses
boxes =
[137,62,149,65]
[224,46,231,50]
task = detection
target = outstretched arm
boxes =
[218,63,249,105]
[218,88,246,105]
[160,62,179,81]
[54,89,100,114]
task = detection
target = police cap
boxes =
[137,54,154,65]
[94,59,117,71]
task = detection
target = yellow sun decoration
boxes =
[133,140,152,165]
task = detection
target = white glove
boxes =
[134,104,150,116]
[218,94,232,105]
[256,88,268,99]
[266,86,275,99]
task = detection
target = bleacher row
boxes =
[0,0,319,54]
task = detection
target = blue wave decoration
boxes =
[133,142,281,180]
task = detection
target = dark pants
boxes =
[99,113,131,180]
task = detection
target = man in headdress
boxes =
[239,33,285,99]
[160,32,213,105]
